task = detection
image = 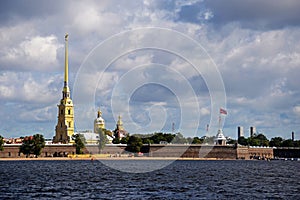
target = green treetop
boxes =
[0,135,4,151]
[19,134,45,158]
[72,134,86,154]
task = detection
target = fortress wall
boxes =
[203,146,237,159]
[274,147,300,158]
[0,145,23,158]
[84,145,127,155]
[42,145,75,157]
[0,144,285,159]
[248,147,273,159]
[145,145,237,159]
[236,147,250,159]
[0,145,76,158]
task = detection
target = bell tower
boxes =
[53,34,74,143]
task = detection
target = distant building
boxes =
[250,126,256,138]
[4,138,23,144]
[78,130,99,144]
[113,115,128,139]
[238,126,244,138]
[215,129,226,145]
[53,34,74,144]
[292,131,295,141]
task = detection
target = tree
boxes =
[269,137,283,147]
[32,134,45,157]
[20,136,33,157]
[186,137,193,144]
[248,137,260,146]
[112,137,120,144]
[255,134,269,146]
[126,135,143,153]
[227,138,237,145]
[20,134,45,158]
[172,132,187,144]
[248,134,269,146]
[192,137,203,144]
[0,135,4,151]
[72,134,86,154]
[281,139,294,147]
[98,129,108,153]
[150,132,165,144]
[294,140,300,147]
[142,138,153,145]
[238,136,248,146]
[120,135,129,144]
[203,136,215,144]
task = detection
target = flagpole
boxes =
[218,114,221,130]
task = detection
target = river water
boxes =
[0,160,299,199]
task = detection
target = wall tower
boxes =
[53,34,74,143]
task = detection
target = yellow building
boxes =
[94,108,105,132]
[53,34,74,143]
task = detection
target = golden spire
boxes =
[118,115,122,124]
[97,108,102,118]
[64,33,69,87]
[62,33,70,99]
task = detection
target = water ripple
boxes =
[0,160,299,199]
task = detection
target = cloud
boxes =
[0,0,299,140]
[293,106,300,115]
[0,33,63,71]
[0,71,61,104]
[204,0,300,29]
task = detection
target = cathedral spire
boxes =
[97,108,102,118]
[62,33,70,99]
[64,33,69,87]
[53,33,74,144]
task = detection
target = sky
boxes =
[0,0,300,140]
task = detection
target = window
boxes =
[61,109,63,114]
[68,109,71,115]
[68,122,71,128]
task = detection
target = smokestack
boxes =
[238,126,244,138]
[250,126,256,137]
[292,131,295,141]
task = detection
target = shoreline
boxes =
[0,157,237,161]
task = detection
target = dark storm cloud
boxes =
[204,0,300,29]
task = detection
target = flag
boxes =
[220,108,227,115]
